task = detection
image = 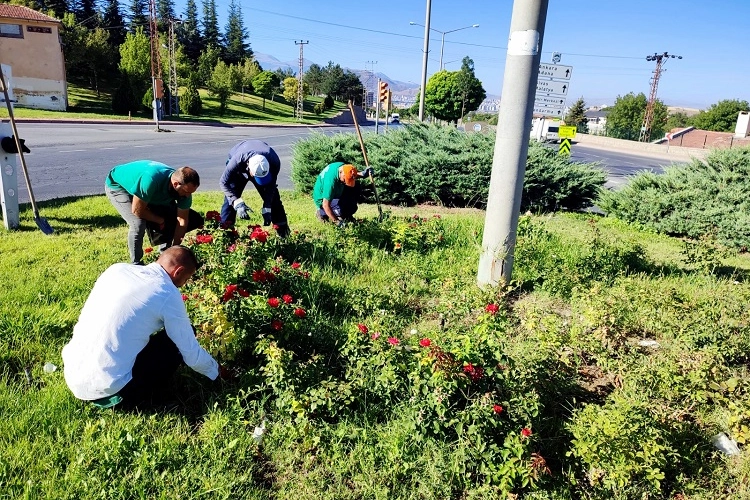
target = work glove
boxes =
[233,199,252,220]
[361,167,374,178]
[336,219,347,229]
[261,210,272,226]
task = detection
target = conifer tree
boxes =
[565,97,589,133]
[201,0,220,49]
[101,0,126,49]
[178,0,203,64]
[127,0,148,33]
[223,0,249,65]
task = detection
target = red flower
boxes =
[144,247,153,253]
[222,284,238,302]
[291,262,301,269]
[267,272,276,281]
[294,308,306,318]
[227,243,237,253]
[181,294,188,301]
[419,338,432,348]
[271,319,283,331]
[272,266,281,273]
[370,332,381,340]
[485,303,499,315]
[357,323,369,334]
[521,428,532,438]
[282,294,293,304]
[273,224,280,230]
[268,297,280,308]
[387,337,400,345]
[463,362,484,382]
[196,234,214,244]
[252,270,266,282]
[238,289,250,297]
[302,271,310,279]
[493,404,504,414]
[250,227,268,243]
[205,210,221,222]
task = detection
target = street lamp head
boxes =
[471,24,479,28]
[409,21,418,25]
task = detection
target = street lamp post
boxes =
[410,21,479,70]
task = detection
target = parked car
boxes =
[389,113,400,124]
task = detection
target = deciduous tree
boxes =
[207,60,233,115]
[691,99,749,132]
[252,70,280,110]
[605,92,667,141]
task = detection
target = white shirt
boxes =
[62,262,218,400]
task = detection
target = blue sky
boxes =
[174,0,749,109]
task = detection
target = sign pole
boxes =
[477,0,549,287]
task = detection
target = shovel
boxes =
[348,100,383,221]
[0,69,53,234]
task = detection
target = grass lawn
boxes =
[3,192,750,498]
[0,82,347,125]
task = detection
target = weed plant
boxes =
[2,193,750,498]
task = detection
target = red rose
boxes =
[196,234,213,244]
[419,338,431,348]
[268,297,280,308]
[282,294,293,304]
[521,428,532,438]
[272,266,281,273]
[238,289,250,297]
[144,247,153,253]
[357,323,369,334]
[227,244,237,253]
[271,319,283,331]
[291,262,301,269]
[222,284,238,302]
[181,294,188,301]
[493,404,503,414]
[205,210,221,222]
[387,337,400,345]
[485,303,499,315]
[294,308,306,318]
[252,270,267,282]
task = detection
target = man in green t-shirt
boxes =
[313,162,373,224]
[105,160,204,264]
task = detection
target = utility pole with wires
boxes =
[167,18,182,117]
[295,40,308,121]
[364,60,377,113]
[639,52,682,142]
[148,0,163,130]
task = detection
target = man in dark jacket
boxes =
[219,139,290,237]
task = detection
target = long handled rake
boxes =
[348,100,383,222]
[0,69,53,234]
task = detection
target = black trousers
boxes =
[117,330,184,407]
[147,204,204,247]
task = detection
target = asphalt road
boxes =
[6,122,681,203]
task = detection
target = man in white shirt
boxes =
[62,245,228,409]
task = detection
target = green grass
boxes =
[0,82,347,124]
[3,193,750,498]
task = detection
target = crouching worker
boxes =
[220,139,290,237]
[313,161,373,225]
[105,160,204,265]
[62,246,231,409]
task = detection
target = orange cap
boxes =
[341,164,358,187]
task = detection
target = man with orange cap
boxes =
[312,161,373,225]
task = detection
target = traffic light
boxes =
[378,81,388,102]
[384,90,391,112]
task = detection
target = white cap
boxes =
[248,155,271,185]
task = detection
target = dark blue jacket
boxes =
[219,140,281,204]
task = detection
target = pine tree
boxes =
[156,0,175,23]
[127,0,148,33]
[178,0,203,64]
[565,97,589,133]
[201,0,220,49]
[223,0,248,65]
[101,0,126,49]
[74,0,98,27]
[44,0,69,19]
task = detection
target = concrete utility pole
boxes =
[639,52,682,143]
[295,40,308,121]
[417,0,431,121]
[148,0,162,130]
[477,0,549,287]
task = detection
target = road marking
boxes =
[59,149,87,153]
[132,145,153,148]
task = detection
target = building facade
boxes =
[0,4,67,111]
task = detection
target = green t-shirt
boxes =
[105,160,192,210]
[313,162,345,209]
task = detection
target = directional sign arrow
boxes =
[535,79,569,96]
[533,106,564,117]
[534,95,566,106]
[538,63,573,80]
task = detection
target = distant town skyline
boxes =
[171,0,749,110]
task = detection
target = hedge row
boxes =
[291,124,606,212]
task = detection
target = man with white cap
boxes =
[219,139,290,237]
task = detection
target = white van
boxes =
[389,113,400,124]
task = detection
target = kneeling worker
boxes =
[105,160,204,265]
[62,246,230,409]
[313,161,373,225]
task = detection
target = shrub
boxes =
[180,74,203,116]
[597,146,750,250]
[141,86,153,111]
[111,73,140,114]
[291,124,605,210]
[323,94,334,110]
